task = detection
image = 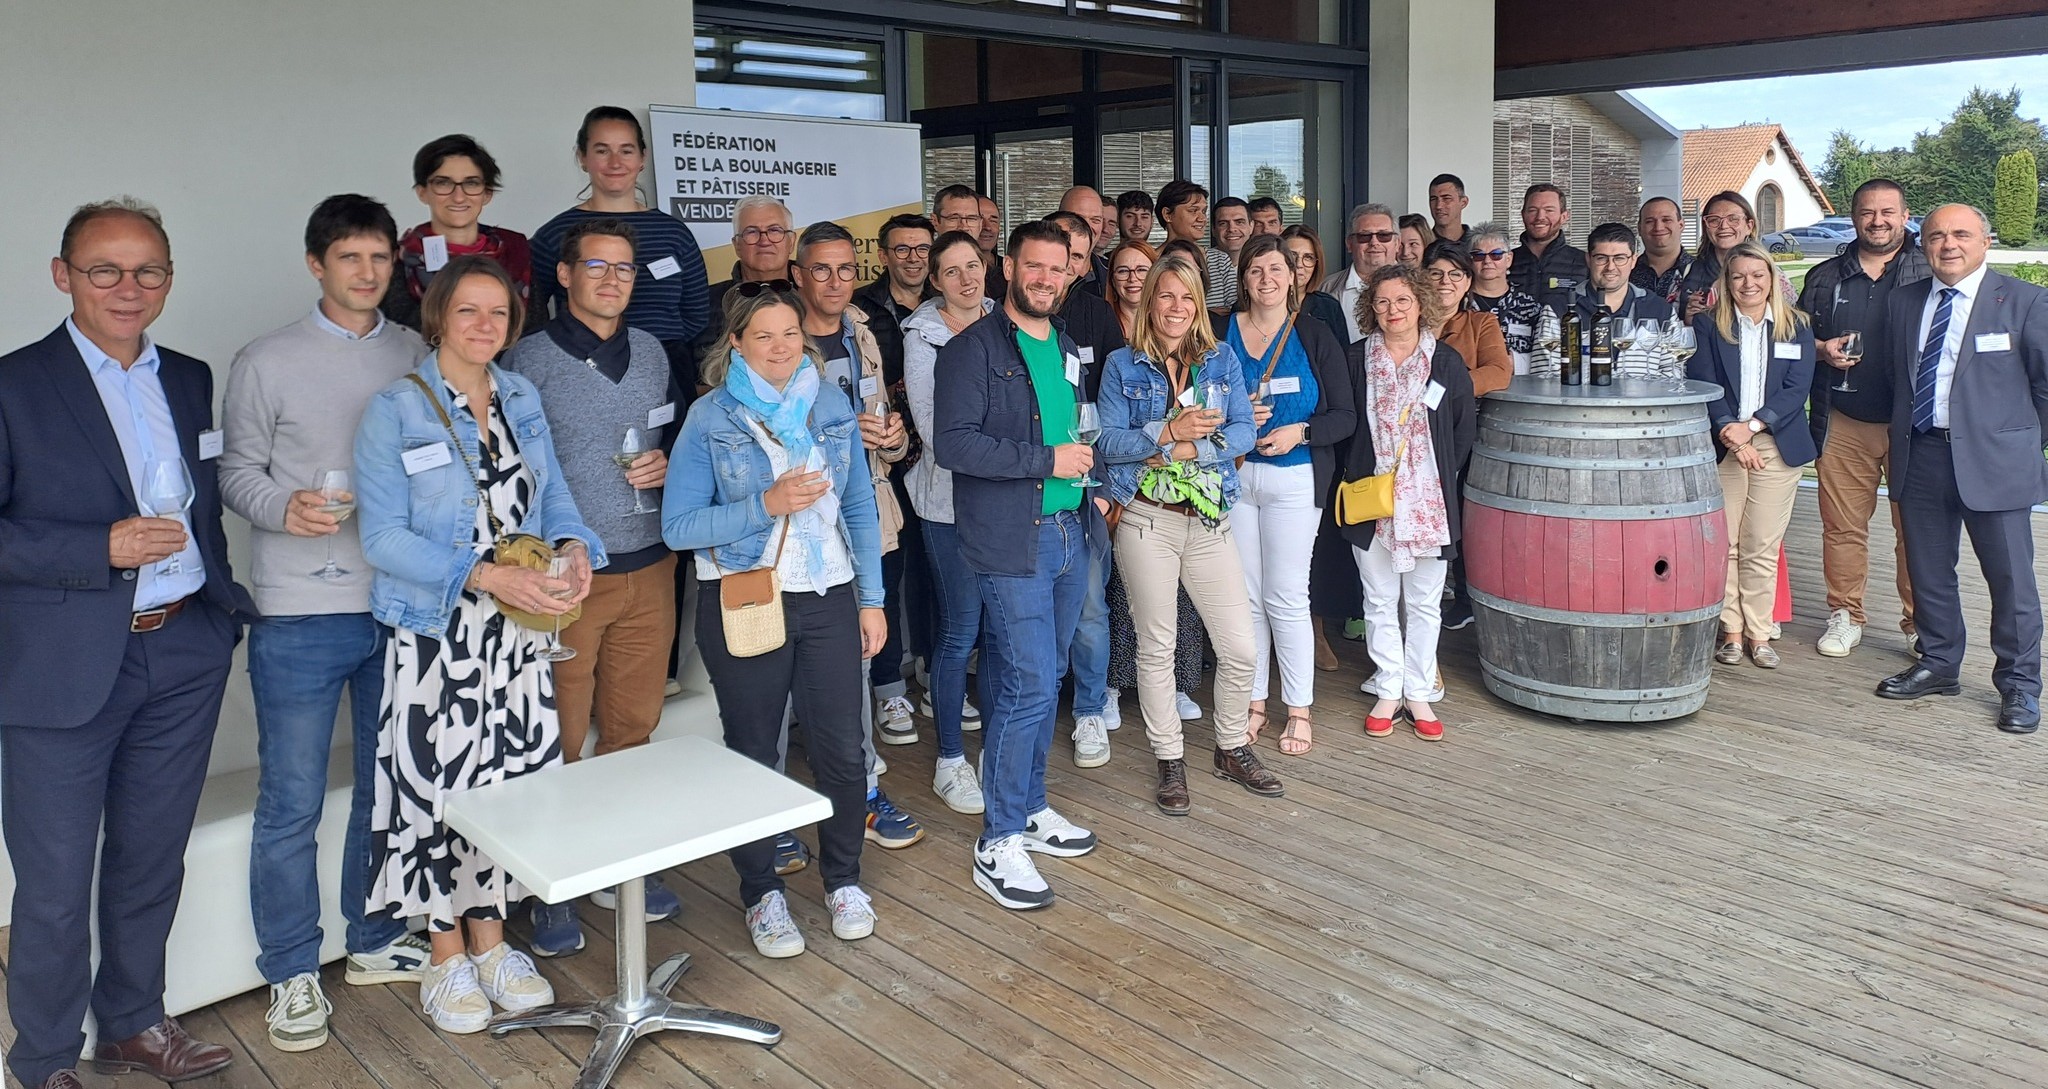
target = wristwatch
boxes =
[1747,418,1764,435]
[1300,422,1313,444]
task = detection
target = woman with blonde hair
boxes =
[1686,240,1816,669]
[1097,253,1282,814]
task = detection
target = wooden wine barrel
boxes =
[1461,378,1728,722]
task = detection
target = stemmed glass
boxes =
[542,555,577,662]
[140,457,194,577]
[1534,307,1562,379]
[1070,401,1102,488]
[1663,315,1697,393]
[617,426,658,514]
[309,468,356,581]
[1834,329,1864,394]
[1610,318,1638,381]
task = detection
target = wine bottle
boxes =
[1560,307,1583,386]
[1588,307,1613,386]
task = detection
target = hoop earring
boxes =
[427,334,443,348]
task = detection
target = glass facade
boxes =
[694,24,885,120]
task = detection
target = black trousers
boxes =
[3,602,234,1089]
[696,580,867,907]
[1898,431,2043,697]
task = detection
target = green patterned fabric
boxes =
[1137,458,1225,526]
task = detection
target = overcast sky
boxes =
[1630,54,2048,158]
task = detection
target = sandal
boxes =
[1279,713,1314,755]
[1246,704,1267,745]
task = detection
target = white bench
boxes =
[0,646,725,1033]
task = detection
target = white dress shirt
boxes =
[310,303,388,341]
[68,319,207,609]
[1915,262,1988,429]
[1735,311,1769,421]
[1338,266,1368,343]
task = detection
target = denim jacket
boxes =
[355,354,606,639]
[1096,342,1257,509]
[660,376,884,608]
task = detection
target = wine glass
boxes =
[1834,329,1863,394]
[1534,308,1562,379]
[140,457,194,577]
[542,555,577,662]
[309,468,355,581]
[1070,402,1102,488]
[618,427,658,514]
[1664,316,1697,393]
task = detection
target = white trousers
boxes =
[1353,537,1447,701]
[1231,460,1320,707]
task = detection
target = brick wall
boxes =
[1490,95,1643,248]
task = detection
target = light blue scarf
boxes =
[724,352,834,590]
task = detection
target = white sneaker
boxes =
[345,931,432,985]
[973,834,1054,910]
[827,886,877,940]
[471,942,554,1012]
[918,691,982,729]
[1817,608,1863,657]
[1072,715,1110,768]
[664,677,684,699]
[746,890,806,958]
[420,956,493,1034]
[873,753,889,776]
[1102,689,1122,731]
[1023,807,1098,857]
[877,695,918,745]
[265,972,332,1052]
[1177,692,1202,720]
[932,759,986,814]
[1768,621,1783,641]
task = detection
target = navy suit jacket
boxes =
[0,325,251,729]
[1887,269,2048,512]
[1686,312,1819,468]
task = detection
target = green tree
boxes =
[1250,163,1293,203]
[1817,129,1873,211]
[1994,149,2038,246]
[1900,87,2048,224]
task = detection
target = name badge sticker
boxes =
[1976,332,2013,352]
[402,443,453,476]
[1423,380,1447,410]
[1177,386,1198,408]
[859,375,880,400]
[1773,341,1801,360]
[1268,375,1302,396]
[1078,346,1095,366]
[422,235,449,272]
[1065,354,1082,386]
[648,256,682,280]
[646,402,676,429]
[197,429,224,460]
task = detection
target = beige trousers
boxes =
[1717,432,1803,642]
[1815,411,1914,632]
[1115,500,1256,760]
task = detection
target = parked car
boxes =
[1763,223,1856,257]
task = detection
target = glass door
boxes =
[990,127,1076,238]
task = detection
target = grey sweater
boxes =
[220,312,427,616]
[502,324,671,562]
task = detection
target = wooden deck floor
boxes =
[6,491,2046,1089]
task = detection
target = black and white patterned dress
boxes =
[368,384,561,931]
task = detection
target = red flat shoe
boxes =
[1364,714,1395,738]
[1411,712,1445,742]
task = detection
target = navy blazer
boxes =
[0,325,252,729]
[1686,312,1818,467]
[1886,268,2048,512]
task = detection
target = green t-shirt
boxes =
[1016,326,1083,515]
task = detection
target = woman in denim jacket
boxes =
[662,286,885,959]
[1095,253,1286,816]
[353,257,603,1033]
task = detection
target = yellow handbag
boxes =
[1335,404,1409,526]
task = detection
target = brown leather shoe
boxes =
[93,1017,233,1082]
[38,1071,86,1089]
[1213,745,1285,797]
[1155,759,1191,816]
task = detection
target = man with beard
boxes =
[1798,178,1930,659]
[1631,196,1693,306]
[933,220,1105,910]
[1508,183,1589,312]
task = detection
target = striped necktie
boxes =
[1913,286,1957,433]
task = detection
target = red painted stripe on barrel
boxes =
[1463,507,1726,614]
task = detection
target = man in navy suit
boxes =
[1875,203,2048,733]
[0,199,252,1089]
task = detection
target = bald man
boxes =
[1060,186,1112,283]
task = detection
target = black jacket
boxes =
[1057,288,1127,402]
[1336,339,1478,560]
[1508,235,1589,312]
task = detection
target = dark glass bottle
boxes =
[1588,307,1613,386]
[1560,307,1583,385]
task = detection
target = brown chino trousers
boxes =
[555,553,679,761]
[1815,411,1914,632]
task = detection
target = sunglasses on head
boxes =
[734,278,796,298]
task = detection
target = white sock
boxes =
[937,754,968,770]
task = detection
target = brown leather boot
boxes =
[1214,745,1285,797]
[93,1017,233,1082]
[1155,759,1191,815]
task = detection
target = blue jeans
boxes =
[247,613,404,982]
[1068,534,1112,716]
[977,509,1088,841]
[921,520,982,759]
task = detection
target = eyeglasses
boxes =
[734,278,796,298]
[425,177,488,196]
[1702,214,1747,228]
[802,264,860,283]
[65,261,172,290]
[1424,268,1468,281]
[1350,231,1398,244]
[579,259,639,280]
[1370,295,1417,312]
[888,243,933,260]
[936,213,984,229]
[1469,249,1510,262]
[1588,253,1634,266]
[1112,266,1151,279]
[737,225,791,245]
